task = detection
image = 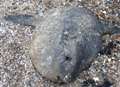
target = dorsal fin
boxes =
[3,14,43,28]
[4,14,34,26]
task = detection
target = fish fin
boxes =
[4,14,35,26]
[101,21,120,35]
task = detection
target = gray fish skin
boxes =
[30,7,103,82]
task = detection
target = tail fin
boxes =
[4,14,34,26]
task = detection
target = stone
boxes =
[30,6,103,82]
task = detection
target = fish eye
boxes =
[65,56,72,61]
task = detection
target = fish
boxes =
[4,6,120,83]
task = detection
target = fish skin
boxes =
[30,6,103,82]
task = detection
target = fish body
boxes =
[30,7,103,82]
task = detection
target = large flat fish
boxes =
[4,6,120,83]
